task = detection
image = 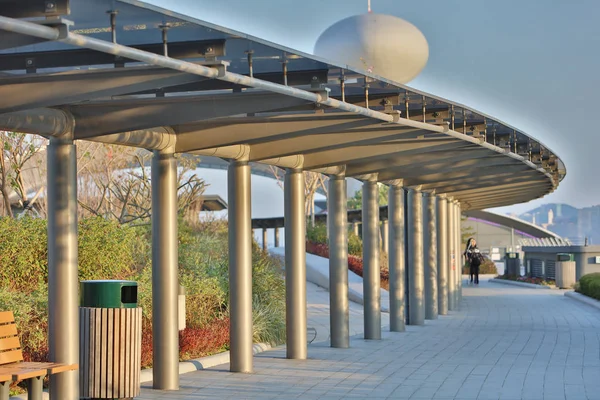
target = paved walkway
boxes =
[139,278,600,400]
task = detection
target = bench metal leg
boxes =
[0,381,9,400]
[27,375,45,400]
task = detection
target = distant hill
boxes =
[516,203,600,244]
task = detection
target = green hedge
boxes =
[306,223,362,256]
[0,216,142,293]
[462,258,498,275]
[578,273,600,301]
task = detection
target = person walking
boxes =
[464,237,483,284]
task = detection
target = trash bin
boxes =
[555,254,576,288]
[556,253,574,262]
[505,252,520,276]
[79,280,142,399]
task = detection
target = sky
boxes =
[144,0,600,215]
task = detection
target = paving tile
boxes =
[138,278,600,400]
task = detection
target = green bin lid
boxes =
[80,280,138,308]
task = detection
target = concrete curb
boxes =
[488,278,555,290]
[140,342,271,383]
[564,291,600,310]
[9,343,272,399]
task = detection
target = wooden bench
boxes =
[0,311,77,400]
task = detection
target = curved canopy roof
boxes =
[0,0,566,210]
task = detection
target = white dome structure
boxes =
[313,13,429,84]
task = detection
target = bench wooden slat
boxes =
[0,350,22,365]
[0,337,20,352]
[0,312,14,324]
[19,362,78,374]
[0,365,44,380]
[0,324,18,339]
[11,368,46,381]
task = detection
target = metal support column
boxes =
[407,187,425,325]
[447,199,456,311]
[151,150,179,389]
[436,196,449,315]
[352,221,359,237]
[388,184,406,332]
[423,192,438,320]
[274,228,280,247]
[362,178,381,339]
[328,174,349,348]
[284,169,307,359]
[47,137,78,400]
[228,160,253,372]
[381,220,389,253]
[262,228,268,251]
[456,202,463,308]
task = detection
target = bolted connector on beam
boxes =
[203,60,229,78]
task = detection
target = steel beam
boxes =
[284,169,307,359]
[440,174,544,194]
[47,137,78,400]
[248,127,425,161]
[328,174,349,348]
[345,148,495,177]
[151,150,179,390]
[0,67,207,114]
[378,156,517,181]
[305,141,469,170]
[399,165,531,187]
[176,114,381,153]
[1,0,70,18]
[388,184,406,332]
[362,177,381,339]
[407,187,425,325]
[423,192,438,320]
[228,160,253,372]
[70,92,311,139]
[436,196,449,315]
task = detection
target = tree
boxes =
[0,131,47,217]
[347,183,389,210]
[77,143,207,225]
[461,214,475,249]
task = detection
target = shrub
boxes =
[78,217,142,280]
[306,223,328,245]
[462,258,498,275]
[578,273,600,300]
[0,216,47,292]
[0,284,48,362]
[179,318,229,361]
[496,274,555,286]
[0,216,146,293]
[348,231,362,256]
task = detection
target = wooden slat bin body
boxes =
[79,307,142,399]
